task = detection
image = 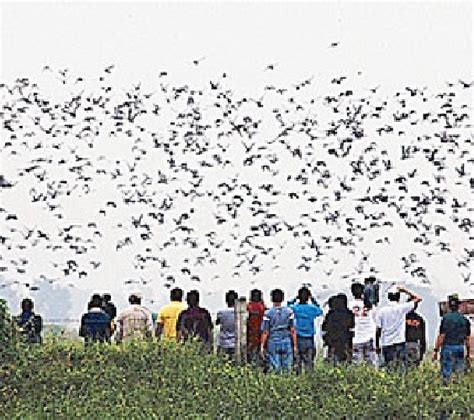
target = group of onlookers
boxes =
[9,279,471,384]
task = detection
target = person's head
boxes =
[270,289,284,304]
[250,289,263,303]
[102,294,111,303]
[225,290,238,308]
[21,298,34,312]
[335,293,348,310]
[387,286,400,302]
[170,288,183,302]
[89,294,103,309]
[297,286,311,304]
[129,293,142,305]
[186,290,200,307]
[364,276,376,285]
[448,294,460,312]
[351,282,364,299]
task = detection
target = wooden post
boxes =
[235,296,247,364]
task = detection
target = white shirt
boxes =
[116,304,153,342]
[374,301,415,347]
[349,299,376,344]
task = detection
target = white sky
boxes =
[0,1,473,323]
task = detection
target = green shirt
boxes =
[440,311,471,346]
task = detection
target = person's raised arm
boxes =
[398,286,422,305]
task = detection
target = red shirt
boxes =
[247,301,266,347]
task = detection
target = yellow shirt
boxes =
[158,301,186,340]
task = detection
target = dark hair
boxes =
[448,294,460,311]
[250,289,262,303]
[387,292,400,302]
[102,294,111,303]
[170,288,183,302]
[364,276,376,284]
[90,295,103,309]
[129,294,141,305]
[271,289,284,303]
[351,282,364,299]
[225,290,238,307]
[187,290,200,307]
[336,293,348,310]
[297,287,311,304]
[21,298,34,312]
[327,295,336,310]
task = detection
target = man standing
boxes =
[260,289,298,374]
[375,285,422,370]
[115,293,153,343]
[156,288,186,341]
[405,304,427,367]
[432,294,471,385]
[216,290,238,358]
[287,286,323,373]
[176,290,213,351]
[349,282,377,365]
[79,295,111,345]
[15,298,43,344]
[322,294,355,364]
[247,289,266,365]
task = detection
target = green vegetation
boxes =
[0,339,472,419]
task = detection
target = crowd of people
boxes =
[9,278,471,385]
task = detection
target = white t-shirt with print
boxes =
[349,299,376,344]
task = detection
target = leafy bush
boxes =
[0,339,472,418]
[0,298,18,361]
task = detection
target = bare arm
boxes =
[398,286,422,304]
[155,322,164,339]
[290,327,298,353]
[260,330,269,354]
[432,334,445,361]
[375,327,382,353]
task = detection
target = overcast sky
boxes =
[0,1,473,323]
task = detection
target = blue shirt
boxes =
[287,299,323,337]
[80,309,111,343]
[261,306,295,344]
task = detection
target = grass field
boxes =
[0,338,472,419]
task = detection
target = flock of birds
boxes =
[0,61,473,297]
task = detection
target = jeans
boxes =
[406,342,422,367]
[295,336,315,373]
[267,340,293,373]
[352,339,376,365]
[382,342,407,372]
[440,344,465,384]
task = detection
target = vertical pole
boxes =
[235,296,247,364]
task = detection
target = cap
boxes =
[129,292,142,299]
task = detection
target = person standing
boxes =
[405,304,427,367]
[156,288,186,341]
[176,290,213,351]
[79,295,111,345]
[260,289,298,374]
[115,293,153,343]
[102,294,117,320]
[432,294,471,385]
[322,294,355,364]
[375,285,422,370]
[349,282,377,365]
[247,289,267,365]
[216,290,238,358]
[15,298,43,344]
[287,286,323,373]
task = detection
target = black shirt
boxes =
[405,310,426,354]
